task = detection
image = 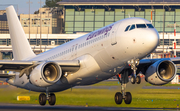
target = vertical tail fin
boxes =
[6,6,35,60]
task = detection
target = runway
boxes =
[143,86,180,89]
[0,78,180,111]
[0,103,178,111]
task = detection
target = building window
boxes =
[52,18,57,27]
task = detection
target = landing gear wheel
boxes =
[48,93,56,105]
[124,92,132,104]
[39,93,46,106]
[115,92,123,104]
[136,76,141,84]
[130,76,135,84]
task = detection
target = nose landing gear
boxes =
[128,59,141,84]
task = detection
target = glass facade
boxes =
[64,6,180,34]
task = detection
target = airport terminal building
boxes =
[58,0,180,34]
[1,0,180,59]
[58,0,180,58]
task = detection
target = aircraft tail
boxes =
[6,6,36,60]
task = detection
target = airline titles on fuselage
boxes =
[86,24,114,40]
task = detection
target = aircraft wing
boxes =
[139,57,180,65]
[0,73,16,78]
[0,60,80,77]
[133,57,180,74]
[168,57,180,64]
[0,60,34,71]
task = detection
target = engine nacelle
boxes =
[30,62,62,87]
[145,60,176,85]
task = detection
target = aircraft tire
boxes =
[130,76,135,84]
[136,76,141,84]
[114,92,123,104]
[39,93,46,106]
[124,92,132,104]
[48,93,56,105]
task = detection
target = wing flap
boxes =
[0,60,34,71]
[0,73,15,78]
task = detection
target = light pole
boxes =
[46,14,50,46]
[162,0,165,58]
[35,15,39,46]
[38,0,44,52]
[27,0,32,43]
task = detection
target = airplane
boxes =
[0,5,178,106]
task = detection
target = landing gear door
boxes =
[111,23,119,45]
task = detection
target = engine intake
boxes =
[42,63,60,83]
[145,60,176,85]
[157,61,175,81]
[30,62,62,87]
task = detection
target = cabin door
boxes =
[111,23,119,45]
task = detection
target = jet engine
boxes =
[30,62,62,87]
[145,60,176,85]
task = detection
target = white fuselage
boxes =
[8,17,159,92]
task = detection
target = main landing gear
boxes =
[128,59,141,84]
[115,70,132,104]
[39,88,56,106]
[39,93,56,106]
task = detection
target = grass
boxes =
[0,80,180,108]
[91,80,120,86]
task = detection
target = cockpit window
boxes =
[147,24,154,28]
[125,25,130,32]
[129,24,135,31]
[136,24,146,28]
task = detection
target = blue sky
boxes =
[0,0,46,14]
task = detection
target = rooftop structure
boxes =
[58,0,180,5]
[20,7,64,34]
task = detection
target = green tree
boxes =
[44,0,62,7]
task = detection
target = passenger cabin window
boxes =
[147,24,154,28]
[72,47,74,51]
[129,24,136,31]
[125,25,130,32]
[136,24,146,28]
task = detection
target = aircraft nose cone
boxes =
[145,29,159,50]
